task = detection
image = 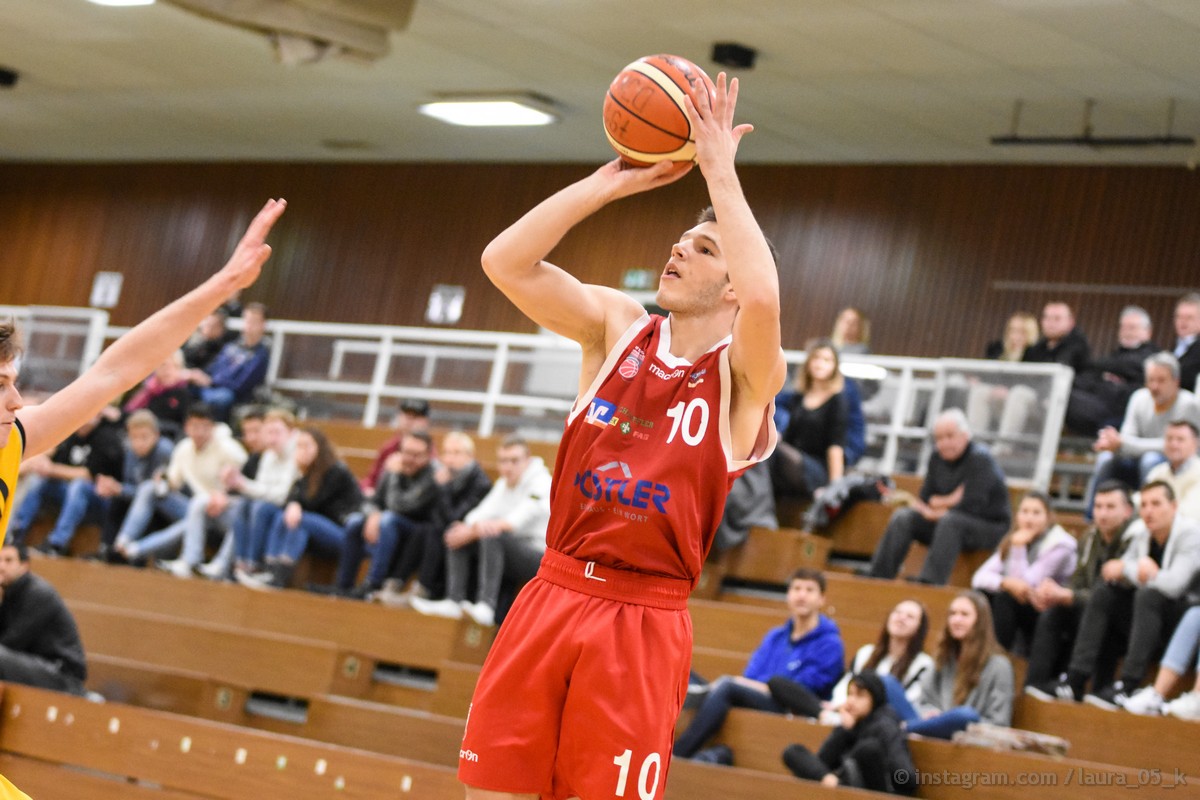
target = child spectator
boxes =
[782,672,916,794]
[883,590,1014,738]
[973,491,1077,652]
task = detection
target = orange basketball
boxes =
[603,54,716,166]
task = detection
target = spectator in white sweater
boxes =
[1143,419,1200,522]
[1083,352,1200,519]
[413,437,551,626]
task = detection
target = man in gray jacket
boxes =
[1034,480,1200,707]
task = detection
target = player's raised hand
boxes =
[594,158,693,201]
[219,199,287,290]
[685,72,753,177]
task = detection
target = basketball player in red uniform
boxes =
[460,74,783,800]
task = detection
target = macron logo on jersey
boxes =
[585,398,617,428]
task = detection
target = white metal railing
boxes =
[12,304,1074,489]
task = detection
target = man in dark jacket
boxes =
[0,544,86,695]
[333,430,442,597]
[1065,306,1157,436]
[1173,293,1200,394]
[868,409,1011,584]
[1023,301,1091,375]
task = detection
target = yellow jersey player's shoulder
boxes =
[0,772,32,800]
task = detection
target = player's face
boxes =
[0,361,24,450]
[0,546,27,588]
[946,597,978,641]
[786,577,823,620]
[656,221,731,315]
[1139,487,1176,534]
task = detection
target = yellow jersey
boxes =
[0,418,25,546]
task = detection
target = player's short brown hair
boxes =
[0,319,22,366]
[695,206,780,268]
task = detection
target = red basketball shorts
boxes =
[458,550,693,800]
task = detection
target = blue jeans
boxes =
[17,476,110,549]
[673,676,782,757]
[1084,450,1166,520]
[882,674,980,740]
[266,511,346,563]
[1162,606,1200,674]
[115,481,190,547]
[198,386,236,421]
[232,500,282,566]
[336,512,407,590]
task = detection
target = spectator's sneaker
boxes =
[347,583,381,601]
[234,568,274,591]
[32,541,65,558]
[1025,677,1080,703]
[460,601,495,627]
[1084,681,1130,711]
[411,597,463,620]
[1164,691,1200,722]
[1122,686,1165,716]
[198,560,228,581]
[158,558,195,580]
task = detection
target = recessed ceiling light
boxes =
[418,96,558,127]
[87,0,156,6]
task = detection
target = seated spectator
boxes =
[1122,605,1200,719]
[830,307,871,355]
[782,672,916,794]
[867,409,1011,584]
[673,568,844,759]
[711,460,776,553]
[87,411,174,563]
[238,427,362,590]
[187,302,270,421]
[1173,292,1200,393]
[113,403,247,565]
[1022,481,1135,690]
[333,430,442,598]
[984,312,1039,362]
[0,543,86,695]
[771,339,848,501]
[13,412,124,554]
[376,431,494,605]
[883,590,1014,738]
[204,408,297,580]
[1065,306,1157,436]
[1023,301,1090,374]
[972,491,1077,652]
[1029,481,1200,708]
[1143,419,1200,522]
[122,350,191,441]
[1083,352,1200,519]
[361,398,432,497]
[968,312,1040,449]
[182,310,233,372]
[412,437,551,626]
[770,599,933,723]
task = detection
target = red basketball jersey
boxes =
[547,314,776,585]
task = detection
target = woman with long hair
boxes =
[771,338,848,500]
[883,591,1014,739]
[769,599,934,723]
[239,426,361,590]
[830,307,871,355]
[972,491,1077,651]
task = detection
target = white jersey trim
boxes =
[717,347,779,473]
[567,314,652,426]
[655,316,733,369]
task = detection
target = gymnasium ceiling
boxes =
[4,0,1200,165]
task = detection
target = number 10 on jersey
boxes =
[665,399,709,446]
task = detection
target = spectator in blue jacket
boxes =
[188,302,269,421]
[674,568,844,759]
